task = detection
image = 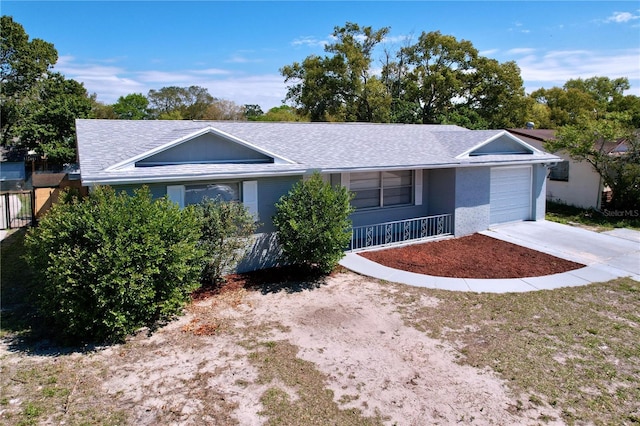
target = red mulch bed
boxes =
[359,234,584,279]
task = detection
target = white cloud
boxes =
[479,49,499,56]
[606,11,640,23]
[507,48,536,55]
[53,56,287,109]
[515,48,640,95]
[291,36,327,48]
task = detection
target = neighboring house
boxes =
[76,119,560,272]
[506,128,627,209]
[0,161,26,191]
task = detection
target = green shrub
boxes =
[24,186,205,344]
[273,173,354,273]
[195,197,257,284]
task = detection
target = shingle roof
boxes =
[76,120,560,185]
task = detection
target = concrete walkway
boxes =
[339,220,640,293]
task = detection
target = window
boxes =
[350,170,413,209]
[549,161,569,182]
[185,182,240,205]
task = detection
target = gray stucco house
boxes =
[75,119,560,271]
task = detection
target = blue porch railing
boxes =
[349,214,453,251]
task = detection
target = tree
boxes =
[202,98,246,120]
[90,94,116,119]
[112,93,150,119]
[281,22,391,122]
[400,31,478,124]
[545,113,639,210]
[195,198,257,284]
[1,15,58,145]
[273,173,355,273]
[24,186,206,343]
[531,86,597,127]
[1,16,92,161]
[254,105,307,122]
[458,58,527,128]
[244,104,264,120]
[147,85,214,119]
[17,72,92,162]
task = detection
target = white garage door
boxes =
[490,166,532,224]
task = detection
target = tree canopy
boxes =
[1,15,92,162]
[281,24,528,128]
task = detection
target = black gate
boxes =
[0,190,35,230]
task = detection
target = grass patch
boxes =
[546,200,640,231]
[245,339,384,425]
[384,277,640,425]
[0,228,38,339]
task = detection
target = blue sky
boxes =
[4,1,640,111]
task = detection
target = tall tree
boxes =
[112,93,150,120]
[281,22,391,122]
[531,86,598,127]
[202,99,245,120]
[244,104,264,120]
[147,85,214,119]
[1,16,92,162]
[1,15,58,145]
[401,31,478,124]
[18,73,93,162]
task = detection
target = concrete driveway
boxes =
[481,220,640,282]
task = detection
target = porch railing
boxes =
[349,213,453,251]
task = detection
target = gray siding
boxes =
[426,168,455,216]
[115,175,301,234]
[454,167,490,236]
[138,133,271,165]
[256,175,302,233]
[471,135,532,155]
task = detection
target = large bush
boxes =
[195,197,257,284]
[273,173,354,273]
[24,186,205,343]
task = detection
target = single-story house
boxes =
[506,128,627,209]
[76,119,560,272]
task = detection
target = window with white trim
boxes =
[185,182,240,205]
[350,170,414,209]
[167,180,258,220]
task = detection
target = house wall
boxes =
[547,159,602,209]
[426,168,455,215]
[521,137,601,209]
[453,167,491,236]
[112,175,300,233]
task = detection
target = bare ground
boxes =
[2,271,564,425]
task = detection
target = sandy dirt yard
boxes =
[6,271,558,425]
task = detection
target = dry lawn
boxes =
[2,269,639,425]
[2,229,639,425]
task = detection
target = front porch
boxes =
[349,213,453,251]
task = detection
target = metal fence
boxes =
[349,213,453,251]
[0,191,35,230]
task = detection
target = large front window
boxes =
[350,170,413,209]
[184,182,240,205]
